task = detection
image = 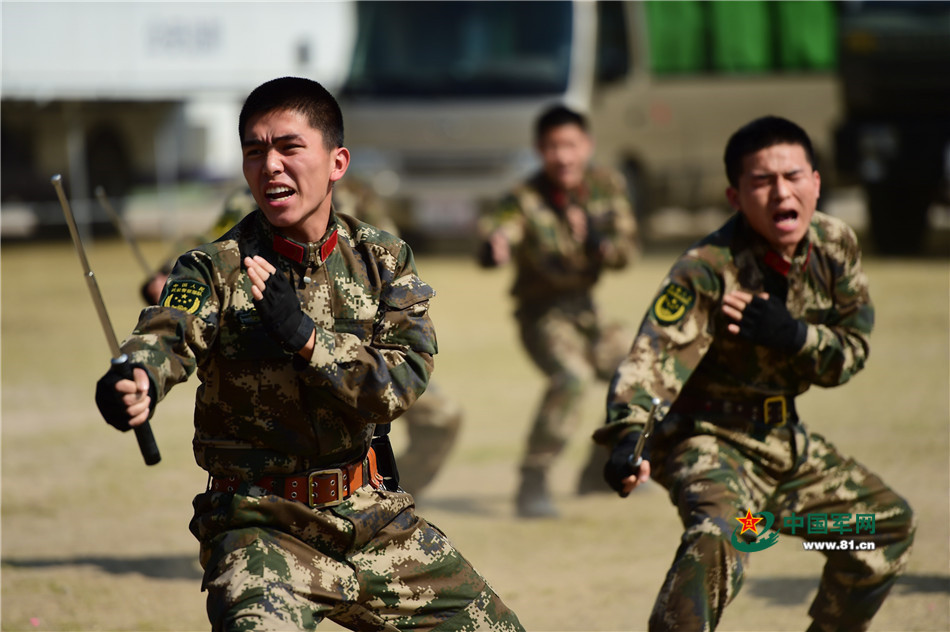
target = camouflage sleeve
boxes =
[795,225,873,386]
[594,256,720,446]
[588,169,639,270]
[121,250,221,399]
[298,246,437,424]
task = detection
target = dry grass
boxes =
[2,237,947,631]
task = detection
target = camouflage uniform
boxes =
[595,212,915,631]
[121,210,522,630]
[334,181,463,495]
[481,166,638,511]
[150,181,462,496]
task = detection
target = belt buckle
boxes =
[763,396,787,426]
[307,469,344,508]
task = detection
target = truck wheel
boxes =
[622,160,649,228]
[84,127,133,236]
[866,182,930,256]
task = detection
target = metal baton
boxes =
[95,185,153,276]
[631,397,662,468]
[51,174,161,466]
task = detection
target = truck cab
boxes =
[339,1,841,249]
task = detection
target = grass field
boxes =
[2,235,948,631]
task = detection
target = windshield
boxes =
[343,1,573,98]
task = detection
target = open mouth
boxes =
[774,210,798,228]
[266,186,295,201]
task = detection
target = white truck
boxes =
[1,1,356,235]
[338,1,842,248]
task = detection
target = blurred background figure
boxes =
[139,179,463,497]
[139,187,258,305]
[477,104,639,518]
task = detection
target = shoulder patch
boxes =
[652,282,695,325]
[160,280,210,314]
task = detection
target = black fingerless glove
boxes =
[140,263,173,306]
[584,226,607,261]
[738,295,807,351]
[140,277,156,306]
[95,361,156,432]
[603,431,645,498]
[254,269,315,353]
[477,240,498,268]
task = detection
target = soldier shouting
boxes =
[596,116,915,631]
[95,76,523,631]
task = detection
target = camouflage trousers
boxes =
[396,381,463,496]
[190,485,524,631]
[648,417,915,632]
[517,299,631,471]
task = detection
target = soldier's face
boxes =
[242,108,349,242]
[537,123,593,191]
[726,143,820,259]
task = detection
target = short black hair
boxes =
[535,104,589,143]
[723,116,816,187]
[238,77,344,150]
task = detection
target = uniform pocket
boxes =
[333,318,374,341]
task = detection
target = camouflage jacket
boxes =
[480,166,638,306]
[120,210,437,479]
[594,211,873,445]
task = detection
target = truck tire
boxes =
[87,129,131,192]
[85,126,133,236]
[622,160,649,228]
[865,182,930,256]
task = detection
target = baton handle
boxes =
[113,355,162,466]
[134,420,162,465]
[52,174,161,466]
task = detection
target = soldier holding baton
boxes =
[93,76,522,631]
[596,116,915,631]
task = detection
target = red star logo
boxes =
[736,509,763,535]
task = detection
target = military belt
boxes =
[210,447,384,509]
[672,394,798,427]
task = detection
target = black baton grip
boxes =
[134,422,161,466]
[113,356,162,466]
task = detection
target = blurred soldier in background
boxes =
[140,181,462,498]
[96,76,518,630]
[139,187,259,305]
[597,116,915,631]
[478,104,639,518]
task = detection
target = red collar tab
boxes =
[548,182,589,211]
[272,234,306,263]
[763,250,791,276]
[763,242,811,277]
[320,229,339,262]
[272,229,339,265]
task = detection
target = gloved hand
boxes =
[95,361,156,432]
[476,239,497,268]
[140,270,170,306]
[603,431,646,498]
[253,267,315,353]
[738,295,807,351]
